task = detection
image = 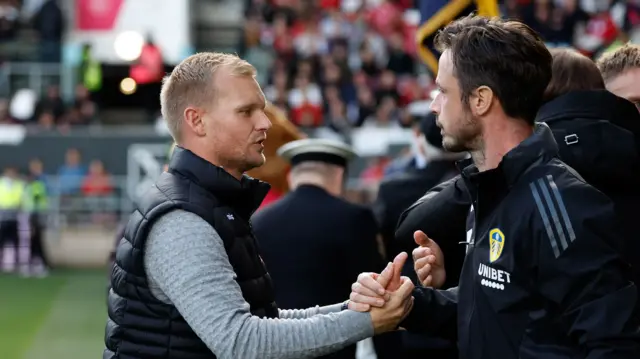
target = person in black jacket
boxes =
[396,47,640,290]
[347,16,640,359]
[401,48,640,291]
[374,112,463,285]
[252,138,384,359]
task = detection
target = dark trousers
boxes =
[29,214,48,267]
[0,219,19,268]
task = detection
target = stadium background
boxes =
[0,0,637,358]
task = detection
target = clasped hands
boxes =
[347,231,446,333]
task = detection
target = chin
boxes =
[246,156,266,171]
[442,137,467,153]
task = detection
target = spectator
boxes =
[36,111,55,130]
[364,96,399,128]
[294,22,329,57]
[0,0,19,42]
[264,68,290,106]
[386,32,414,75]
[81,160,113,197]
[56,148,86,195]
[288,76,323,126]
[33,85,65,123]
[354,86,376,126]
[33,0,64,62]
[375,70,399,103]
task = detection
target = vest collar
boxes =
[168,146,271,219]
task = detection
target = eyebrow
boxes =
[234,101,265,112]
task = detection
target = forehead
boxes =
[213,68,264,104]
[606,67,640,102]
[436,50,455,84]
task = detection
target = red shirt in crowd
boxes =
[81,174,114,196]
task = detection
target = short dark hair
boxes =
[544,48,605,102]
[434,15,552,124]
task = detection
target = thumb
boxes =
[387,252,407,291]
[392,252,408,278]
[414,230,429,246]
[376,262,394,288]
[414,230,433,247]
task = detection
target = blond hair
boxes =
[160,52,256,142]
[597,43,640,82]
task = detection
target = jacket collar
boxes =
[536,90,640,136]
[458,123,558,187]
[168,146,271,218]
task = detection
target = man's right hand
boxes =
[369,277,414,334]
[348,252,408,312]
[412,230,446,288]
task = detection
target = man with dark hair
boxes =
[347,15,640,359]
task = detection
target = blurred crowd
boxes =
[236,0,639,186]
[0,147,118,227]
[0,0,64,62]
[1,0,639,220]
[0,83,98,130]
[241,0,638,134]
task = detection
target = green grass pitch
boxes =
[0,270,107,359]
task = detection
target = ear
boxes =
[470,85,493,117]
[184,107,206,137]
[286,170,293,187]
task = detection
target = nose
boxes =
[429,93,441,115]
[256,109,272,132]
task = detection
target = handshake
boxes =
[346,231,446,334]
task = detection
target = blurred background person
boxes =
[24,158,49,277]
[0,166,24,273]
[597,43,640,105]
[252,138,384,359]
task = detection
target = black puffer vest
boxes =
[104,147,278,359]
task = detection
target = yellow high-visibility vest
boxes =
[0,179,25,209]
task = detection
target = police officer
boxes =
[252,138,385,359]
[348,16,640,358]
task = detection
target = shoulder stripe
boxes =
[537,178,569,251]
[545,175,576,243]
[530,181,561,258]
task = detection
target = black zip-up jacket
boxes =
[400,124,640,359]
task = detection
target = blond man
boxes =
[104,52,414,359]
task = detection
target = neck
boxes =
[180,143,244,180]
[472,117,533,172]
[292,177,341,197]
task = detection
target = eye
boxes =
[240,109,252,117]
